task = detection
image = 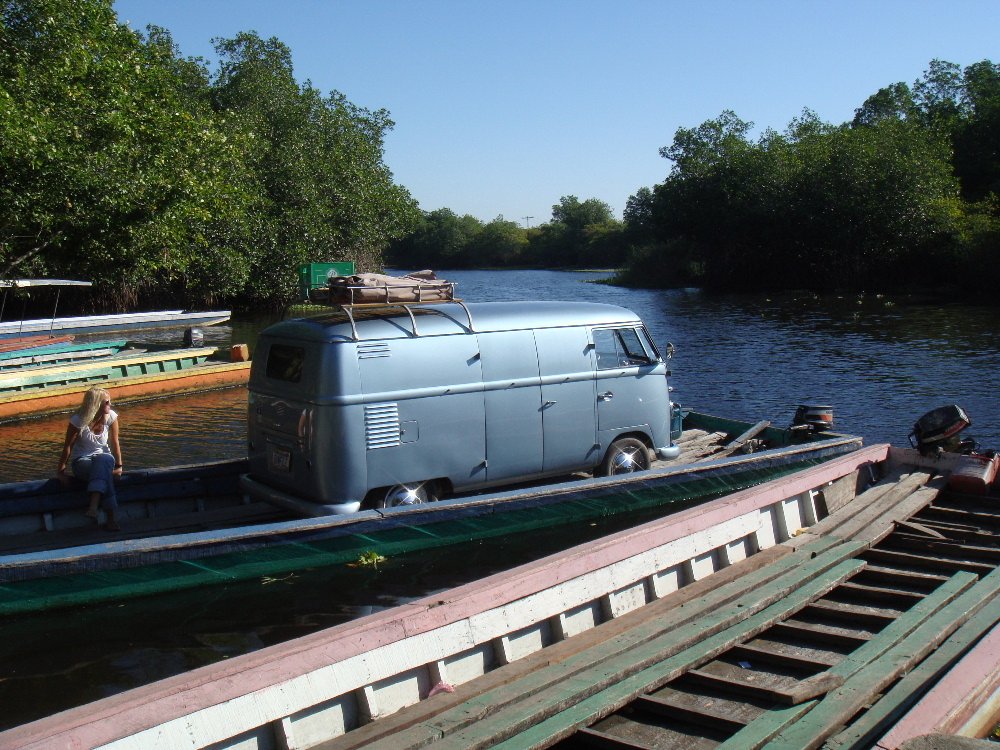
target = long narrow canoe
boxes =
[0,412,862,615]
[6,443,997,750]
[0,334,75,353]
[0,345,217,394]
[0,309,231,338]
[0,357,251,422]
[0,338,128,369]
[0,279,230,337]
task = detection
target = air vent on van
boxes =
[358,341,391,359]
[365,403,401,449]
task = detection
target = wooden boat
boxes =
[0,333,75,353]
[12,439,998,750]
[0,345,216,394]
[0,347,251,422]
[0,412,862,616]
[0,308,232,338]
[0,338,127,369]
[0,278,231,338]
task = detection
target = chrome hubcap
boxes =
[610,449,645,474]
[384,484,428,507]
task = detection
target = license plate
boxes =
[268,445,291,473]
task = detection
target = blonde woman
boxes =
[57,386,123,530]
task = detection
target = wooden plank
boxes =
[835,581,925,608]
[730,643,839,672]
[575,727,655,749]
[716,570,980,750]
[761,569,996,750]
[864,547,996,577]
[826,591,1000,748]
[818,471,862,515]
[888,534,1000,562]
[825,477,944,545]
[693,422,770,462]
[895,519,947,539]
[684,668,842,705]
[802,599,900,626]
[432,559,866,750]
[860,564,949,590]
[635,693,748,733]
[768,620,872,649]
[648,684,768,728]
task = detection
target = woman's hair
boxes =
[77,387,110,425]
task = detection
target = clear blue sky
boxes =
[112,0,999,225]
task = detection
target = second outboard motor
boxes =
[909,405,974,456]
[183,326,204,347]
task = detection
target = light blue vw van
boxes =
[240,301,679,515]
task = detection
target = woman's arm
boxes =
[57,423,80,481]
[109,419,123,476]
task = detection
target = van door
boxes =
[478,330,543,482]
[593,326,665,445]
[359,334,487,492]
[534,326,600,472]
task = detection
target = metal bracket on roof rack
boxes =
[337,299,475,341]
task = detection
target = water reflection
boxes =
[0,387,249,483]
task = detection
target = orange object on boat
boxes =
[948,452,1000,495]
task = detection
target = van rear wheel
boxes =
[376,482,438,509]
[597,438,651,476]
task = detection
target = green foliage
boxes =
[0,1,417,310]
[387,199,628,270]
[620,59,999,297]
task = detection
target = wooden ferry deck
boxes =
[317,457,1000,750]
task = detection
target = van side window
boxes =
[618,328,654,365]
[593,328,655,370]
[593,329,621,370]
[266,344,305,383]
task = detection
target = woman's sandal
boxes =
[104,520,121,532]
[84,509,98,519]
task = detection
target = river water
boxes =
[2,269,1000,730]
[4,269,1000,483]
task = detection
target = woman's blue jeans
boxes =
[72,453,118,511]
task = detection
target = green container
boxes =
[298,262,356,300]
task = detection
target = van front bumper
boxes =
[240,474,361,516]
[656,443,682,460]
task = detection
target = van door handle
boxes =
[598,391,614,401]
[543,400,557,408]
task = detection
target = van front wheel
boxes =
[597,438,651,476]
[376,482,438,509]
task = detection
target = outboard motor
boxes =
[792,404,834,432]
[183,327,204,347]
[909,405,975,456]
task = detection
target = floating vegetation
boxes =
[261,573,298,585]
[350,550,387,569]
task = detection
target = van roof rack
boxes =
[283,299,475,341]
[337,299,475,340]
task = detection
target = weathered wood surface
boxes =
[0,446,886,750]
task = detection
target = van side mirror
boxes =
[663,342,675,360]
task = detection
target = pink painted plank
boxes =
[1,443,887,750]
[877,624,1000,747]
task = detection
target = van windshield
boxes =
[266,344,306,383]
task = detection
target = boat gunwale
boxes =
[0,432,864,578]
